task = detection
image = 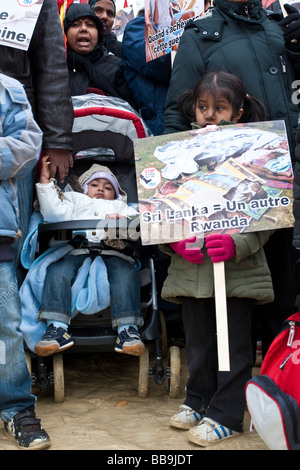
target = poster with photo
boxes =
[112,6,134,40]
[0,0,44,51]
[134,120,294,245]
[144,0,204,62]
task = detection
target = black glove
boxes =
[278,3,300,52]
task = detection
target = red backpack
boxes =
[245,311,300,450]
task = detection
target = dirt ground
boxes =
[0,347,268,452]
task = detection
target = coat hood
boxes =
[78,164,126,200]
[64,3,104,42]
[213,0,267,23]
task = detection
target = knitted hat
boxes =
[78,164,122,199]
[89,0,116,15]
[64,3,104,40]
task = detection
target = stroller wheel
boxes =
[53,353,64,403]
[138,345,149,398]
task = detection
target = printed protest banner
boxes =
[134,120,294,371]
[0,0,43,51]
[113,5,134,40]
[144,0,204,62]
[134,120,294,245]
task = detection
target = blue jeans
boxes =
[13,172,34,286]
[40,254,143,328]
[0,262,36,422]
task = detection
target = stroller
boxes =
[22,94,181,402]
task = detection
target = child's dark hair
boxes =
[178,71,267,124]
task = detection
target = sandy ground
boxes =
[0,347,268,452]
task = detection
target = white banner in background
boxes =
[0,0,43,51]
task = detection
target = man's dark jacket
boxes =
[0,0,73,151]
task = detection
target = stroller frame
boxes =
[25,94,181,401]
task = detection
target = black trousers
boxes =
[182,297,253,432]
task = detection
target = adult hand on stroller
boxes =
[44,148,73,183]
[170,236,204,264]
[205,234,236,263]
[278,4,300,52]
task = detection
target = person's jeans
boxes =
[0,261,36,422]
[40,254,143,328]
[13,172,34,286]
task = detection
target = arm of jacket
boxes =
[0,74,42,180]
[28,0,73,150]
[36,181,139,223]
[121,15,171,135]
[35,181,76,222]
[231,230,272,263]
[121,16,171,86]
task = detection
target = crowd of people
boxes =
[1,0,300,451]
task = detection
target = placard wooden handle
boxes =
[213,261,230,371]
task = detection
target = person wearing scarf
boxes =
[64,3,135,107]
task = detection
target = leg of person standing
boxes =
[0,261,50,449]
[183,297,253,446]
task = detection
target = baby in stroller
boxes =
[31,156,145,358]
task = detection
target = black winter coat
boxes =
[67,45,134,107]
[0,0,73,151]
[164,0,300,163]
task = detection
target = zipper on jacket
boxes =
[280,56,287,73]
[287,321,295,346]
[244,5,250,18]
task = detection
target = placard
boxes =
[134,120,294,245]
[144,0,204,62]
[0,0,43,51]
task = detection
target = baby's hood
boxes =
[78,164,127,201]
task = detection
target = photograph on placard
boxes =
[134,120,294,245]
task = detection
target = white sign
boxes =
[0,0,43,51]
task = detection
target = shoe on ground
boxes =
[169,404,203,429]
[35,324,74,357]
[4,407,51,450]
[115,327,145,356]
[187,417,241,447]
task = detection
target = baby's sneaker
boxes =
[187,417,241,446]
[35,324,74,357]
[169,404,203,429]
[115,327,145,356]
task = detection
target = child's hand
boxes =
[40,156,51,184]
[170,236,204,264]
[205,234,235,263]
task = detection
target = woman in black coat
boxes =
[64,3,134,106]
